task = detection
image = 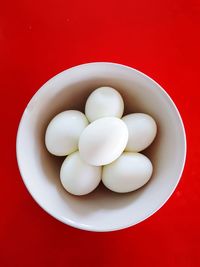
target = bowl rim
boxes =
[16,62,187,232]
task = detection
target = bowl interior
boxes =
[17,63,186,231]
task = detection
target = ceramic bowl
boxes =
[16,62,186,231]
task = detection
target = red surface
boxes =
[0,0,199,266]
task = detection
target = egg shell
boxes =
[79,117,128,166]
[122,113,157,152]
[102,152,153,193]
[45,110,88,156]
[85,87,124,122]
[60,152,102,196]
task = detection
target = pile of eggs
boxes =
[45,87,157,195]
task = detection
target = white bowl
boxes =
[16,62,186,232]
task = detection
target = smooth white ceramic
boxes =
[16,62,186,232]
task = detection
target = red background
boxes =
[0,0,199,266]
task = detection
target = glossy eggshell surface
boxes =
[85,87,124,122]
[102,152,153,193]
[45,110,88,156]
[60,152,102,196]
[122,113,157,152]
[79,117,128,166]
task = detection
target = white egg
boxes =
[102,152,153,193]
[122,113,157,152]
[79,117,128,166]
[85,87,124,122]
[60,151,102,196]
[45,110,88,156]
